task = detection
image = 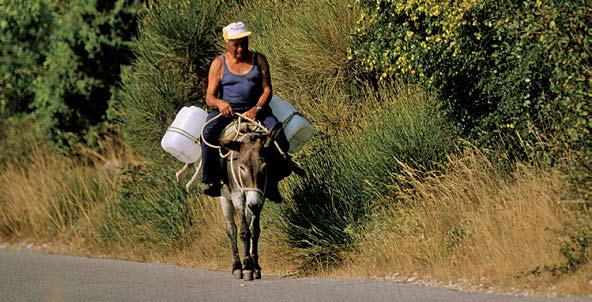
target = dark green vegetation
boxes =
[1,0,590,281]
[1,0,143,148]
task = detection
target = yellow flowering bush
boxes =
[350,0,484,82]
[351,0,591,198]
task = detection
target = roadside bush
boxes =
[282,83,457,270]
[118,0,221,160]
[351,0,591,196]
[96,164,196,253]
[110,0,222,250]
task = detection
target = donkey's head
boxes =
[220,124,282,196]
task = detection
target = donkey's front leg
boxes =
[246,192,264,279]
[249,213,262,279]
[220,195,242,279]
[231,192,255,281]
[231,194,254,281]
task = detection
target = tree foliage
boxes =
[0,0,56,119]
[31,0,143,147]
[1,0,142,148]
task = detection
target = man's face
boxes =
[226,37,249,59]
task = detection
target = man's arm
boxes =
[256,53,272,108]
[205,56,233,116]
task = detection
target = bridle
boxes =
[228,152,267,196]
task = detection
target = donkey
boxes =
[176,121,282,281]
[217,125,281,280]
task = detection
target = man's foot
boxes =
[266,182,283,203]
[204,183,221,197]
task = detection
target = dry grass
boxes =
[0,137,125,242]
[88,194,300,277]
[0,130,297,277]
[327,148,591,296]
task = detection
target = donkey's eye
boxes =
[239,165,247,173]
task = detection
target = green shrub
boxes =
[282,83,456,270]
[0,0,56,119]
[0,115,44,165]
[111,0,223,251]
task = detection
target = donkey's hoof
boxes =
[254,270,261,279]
[243,270,254,281]
[232,269,243,279]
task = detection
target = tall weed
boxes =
[332,148,591,295]
[0,128,123,242]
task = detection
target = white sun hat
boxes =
[223,22,252,40]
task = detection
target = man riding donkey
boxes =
[200,21,293,202]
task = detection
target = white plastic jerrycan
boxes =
[161,106,208,163]
[269,96,314,153]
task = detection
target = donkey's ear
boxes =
[263,123,283,149]
[220,139,242,151]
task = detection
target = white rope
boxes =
[200,112,287,161]
[167,126,199,143]
[200,112,269,150]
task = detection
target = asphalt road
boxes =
[1,248,590,302]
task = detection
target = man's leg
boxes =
[201,112,232,196]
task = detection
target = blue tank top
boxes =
[219,52,263,112]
